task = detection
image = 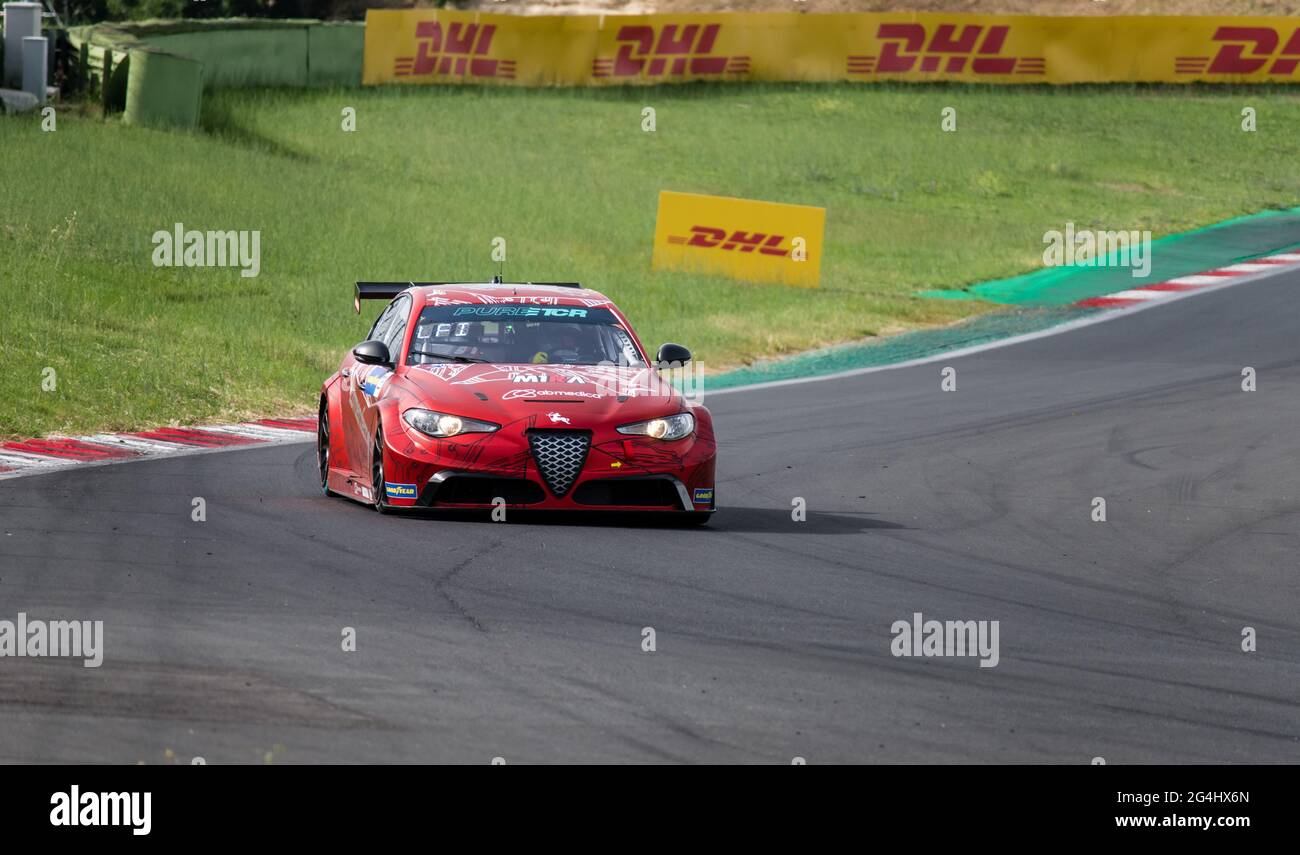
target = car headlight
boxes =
[617,412,695,441]
[403,408,500,438]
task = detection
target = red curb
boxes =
[1072,251,1300,310]
[2,438,143,461]
[128,428,264,447]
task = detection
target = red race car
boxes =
[317,280,716,522]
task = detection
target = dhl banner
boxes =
[364,10,1300,86]
[652,192,825,288]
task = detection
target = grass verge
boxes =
[2,82,1299,438]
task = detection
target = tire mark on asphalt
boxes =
[433,541,500,633]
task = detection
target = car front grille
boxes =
[527,430,591,497]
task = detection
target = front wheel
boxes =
[317,399,332,497]
[372,427,391,514]
[678,512,712,527]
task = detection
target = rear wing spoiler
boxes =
[354,280,584,313]
[354,282,413,314]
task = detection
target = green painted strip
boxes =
[712,205,1300,392]
[707,306,1089,391]
[921,206,1300,306]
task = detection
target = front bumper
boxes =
[382,417,716,512]
[419,469,702,511]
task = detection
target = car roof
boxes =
[407,282,613,306]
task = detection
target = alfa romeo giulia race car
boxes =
[317,280,716,522]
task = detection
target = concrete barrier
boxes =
[145,26,310,87]
[124,49,202,129]
[308,22,365,87]
[67,19,367,130]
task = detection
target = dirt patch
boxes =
[0,658,377,727]
[1096,181,1154,193]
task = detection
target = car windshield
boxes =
[407,304,646,367]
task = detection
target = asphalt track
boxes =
[2,270,1298,764]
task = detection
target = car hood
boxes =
[399,362,686,425]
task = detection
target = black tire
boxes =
[679,512,712,527]
[317,399,332,497]
[372,427,391,514]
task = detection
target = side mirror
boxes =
[655,343,692,368]
[352,340,392,366]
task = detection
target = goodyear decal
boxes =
[693,487,714,505]
[385,482,418,500]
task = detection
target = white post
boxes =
[22,34,45,103]
[3,2,43,88]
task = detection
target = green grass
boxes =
[3,82,1300,438]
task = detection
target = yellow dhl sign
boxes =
[364,10,1300,86]
[651,191,826,289]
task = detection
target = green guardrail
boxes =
[125,49,202,129]
[67,18,364,130]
